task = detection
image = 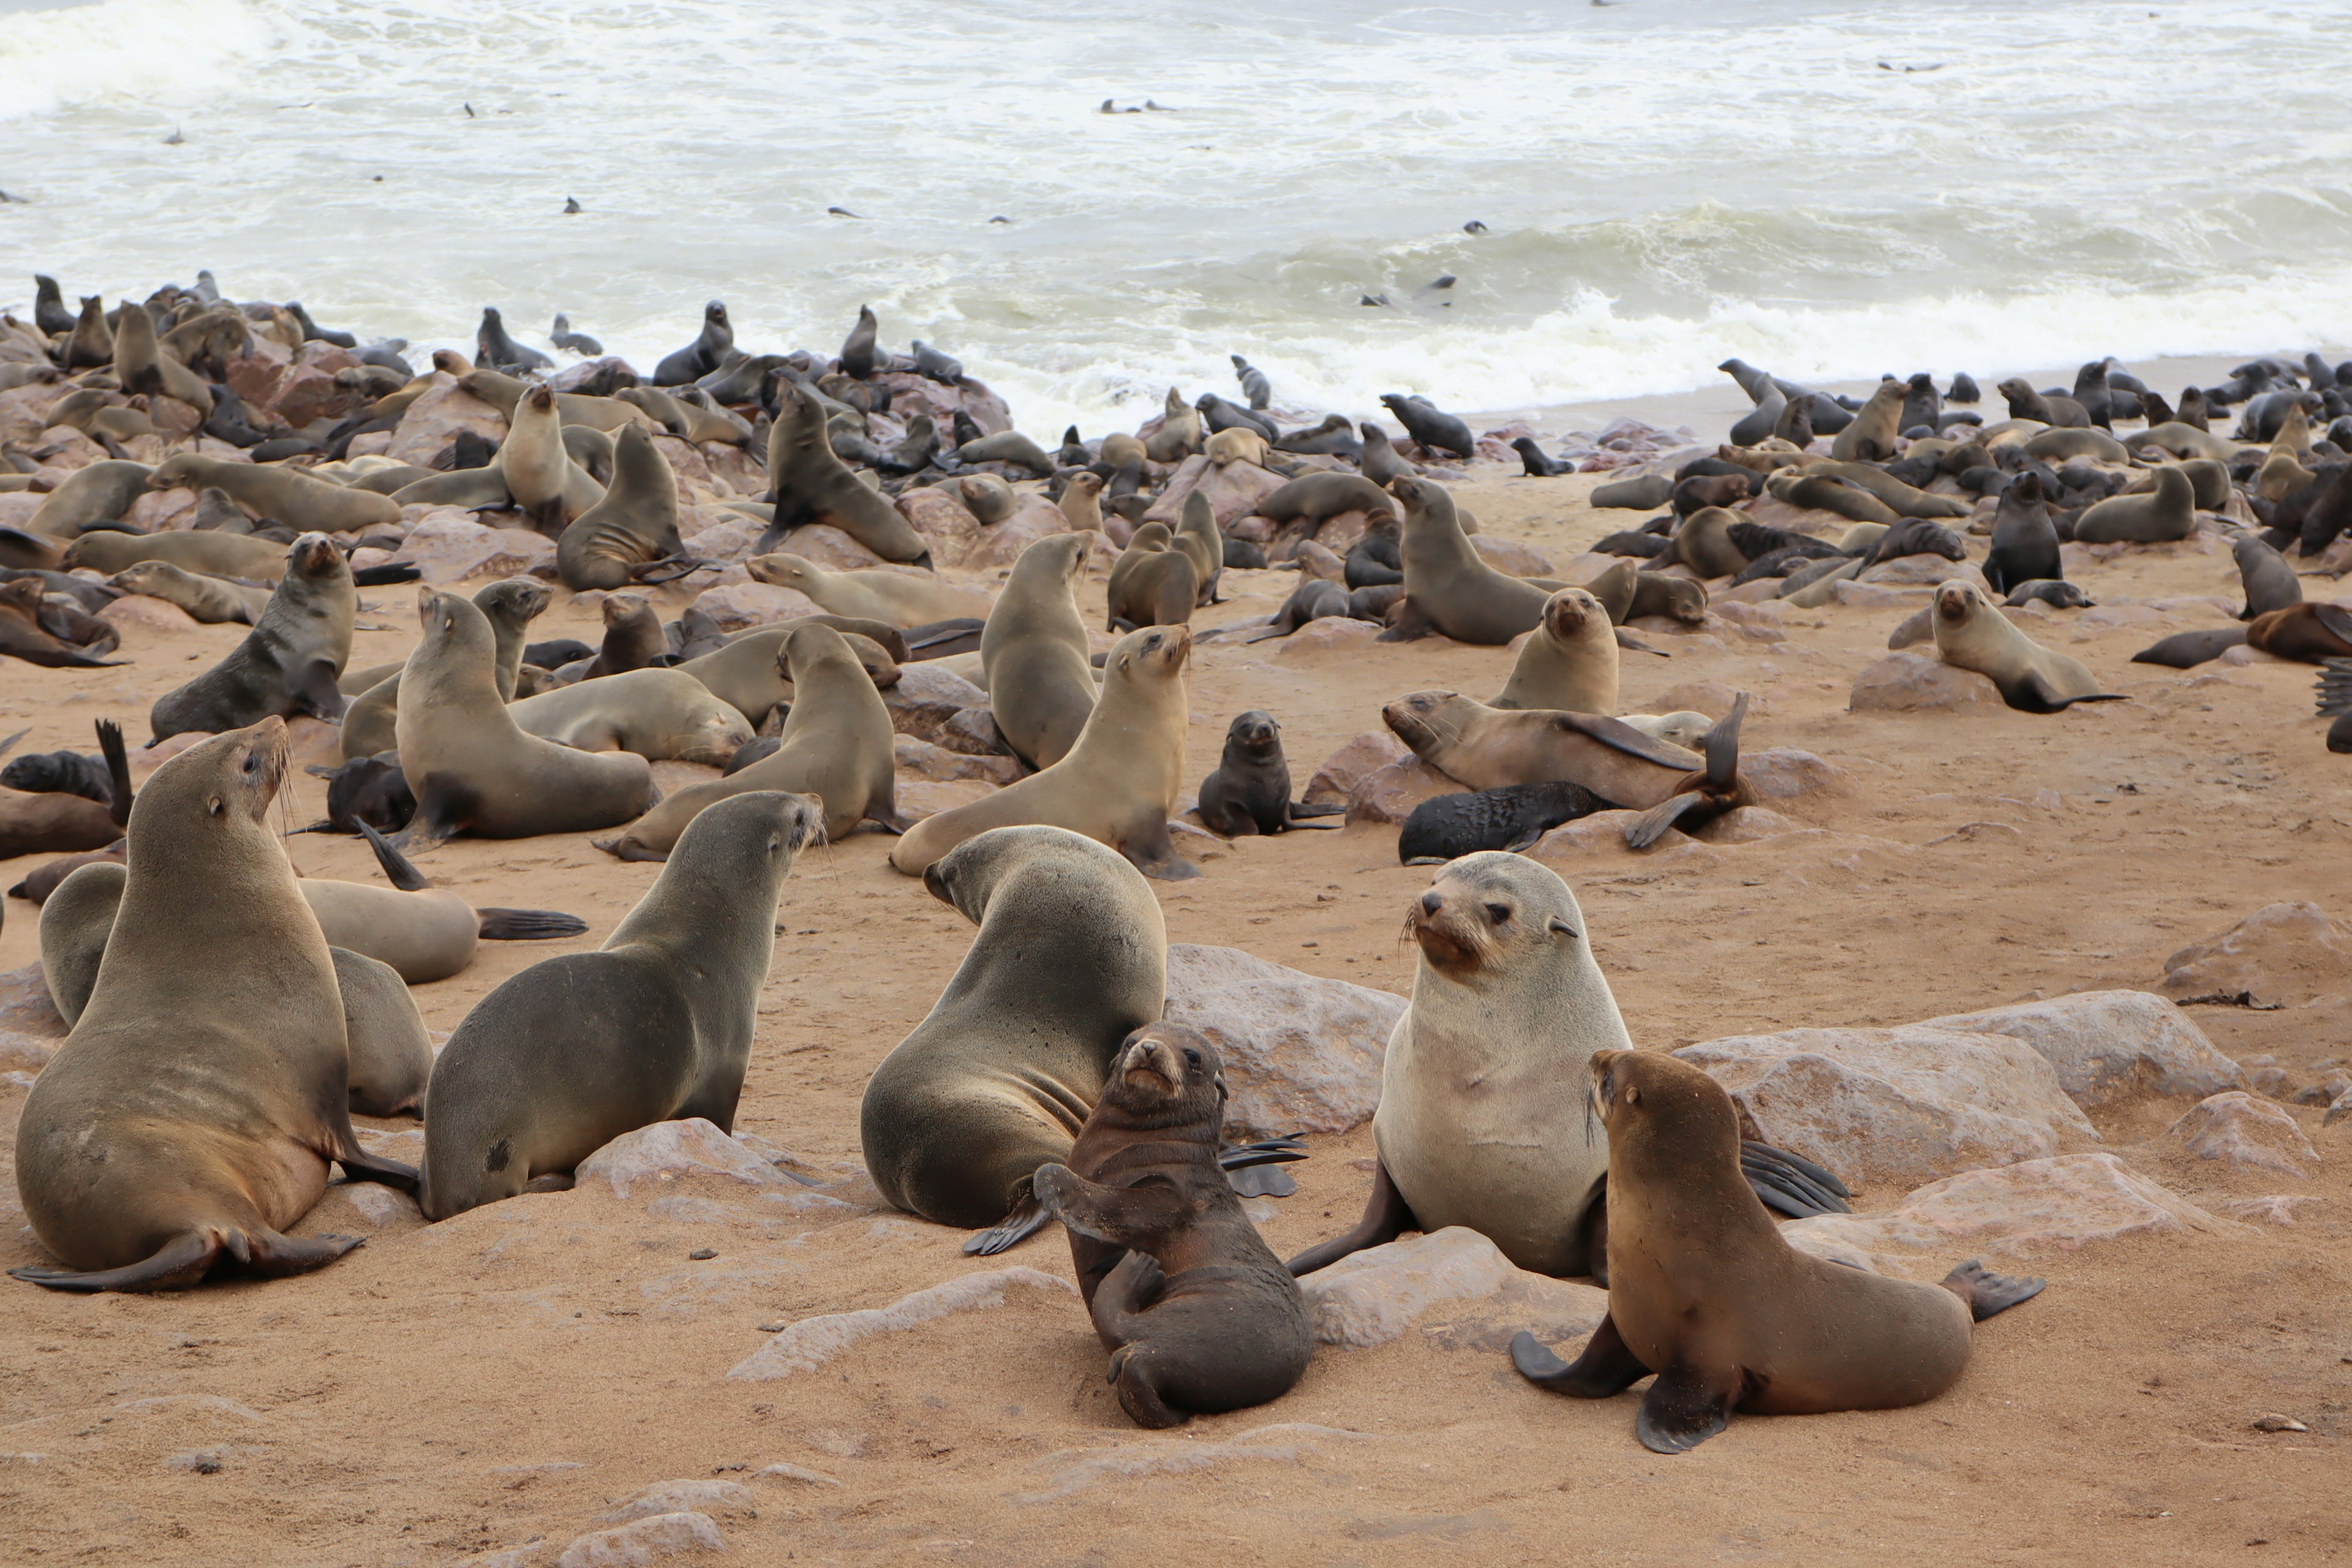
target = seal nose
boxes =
[1420,891,1442,916]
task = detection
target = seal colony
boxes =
[0,268,2344,1555]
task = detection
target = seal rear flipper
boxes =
[1613,628,1670,657]
[2315,657,2352,718]
[1624,791,1705,850]
[8,1231,221,1292]
[95,717,131,826]
[351,563,423,587]
[334,1144,421,1194]
[1216,1134,1308,1171]
[2130,626,2245,668]
[1634,1358,1741,1455]
[357,820,435,891]
[476,907,589,940]
[1510,1314,1651,1398]
[1939,1258,2045,1321]
[964,1191,1051,1257]
[1284,801,1344,820]
[1286,1156,1415,1276]
[1551,710,1708,771]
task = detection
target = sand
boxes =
[2,450,2348,1566]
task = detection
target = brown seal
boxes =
[0,719,129,859]
[761,379,933,564]
[1493,589,1619,712]
[1106,523,1199,631]
[677,615,904,729]
[982,533,1096,770]
[1035,1023,1315,1428]
[890,625,1196,879]
[111,296,214,415]
[1195,710,1343,836]
[2248,601,2352,663]
[1172,491,1224,605]
[747,551,992,626]
[147,454,399,533]
[1510,1049,2043,1453]
[556,422,694,590]
[1828,379,1906,461]
[0,579,124,669]
[573,592,669,679]
[62,529,290,582]
[339,578,548,760]
[9,719,418,1291]
[148,533,355,744]
[1390,476,1549,644]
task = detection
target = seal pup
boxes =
[1493,589,1618,713]
[761,380,932,564]
[1231,355,1272,409]
[2072,465,2195,544]
[748,552,991,627]
[1244,578,1351,642]
[1287,856,1845,1283]
[1396,780,1604,863]
[394,589,656,847]
[982,533,1096,770]
[862,826,1167,1248]
[594,623,900,860]
[653,301,733,386]
[1391,476,1549,644]
[10,720,417,1291]
[508,668,753,767]
[556,423,693,590]
[839,304,881,379]
[421,791,823,1218]
[147,453,401,533]
[1034,1025,1314,1428]
[1931,581,2120,712]
[1828,379,1905,462]
[1510,1050,2042,1453]
[2234,533,2304,620]
[1195,711,1343,836]
[890,625,1196,879]
[148,533,355,744]
[1981,472,2061,595]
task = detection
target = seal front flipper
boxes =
[472,908,588,940]
[1940,1257,2045,1321]
[1035,1163,1186,1246]
[1123,822,1200,882]
[292,658,347,723]
[358,820,434,891]
[1287,1155,1416,1276]
[1512,1314,1651,1396]
[964,1177,1052,1256]
[1738,1139,1852,1218]
[1634,1357,1741,1455]
[96,717,132,827]
[333,1142,421,1194]
[1624,791,1705,850]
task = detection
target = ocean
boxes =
[2,0,2349,431]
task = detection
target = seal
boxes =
[394,589,656,848]
[146,453,400,533]
[148,533,354,744]
[2071,465,2195,545]
[1396,780,1605,862]
[1033,1024,1315,1428]
[35,859,126,1023]
[1257,472,1394,533]
[1204,427,1267,469]
[572,592,670,680]
[2247,602,2352,663]
[1172,491,1224,606]
[862,825,1167,1248]
[747,551,992,627]
[508,668,753,767]
[1510,1049,2043,1452]
[9,719,418,1291]
[1390,476,1549,644]
[27,459,154,537]
[982,532,1097,770]
[420,790,823,1218]
[1231,355,1272,409]
[1931,580,2120,712]
[2320,660,2352,752]
[2234,533,2304,620]
[1980,473,2061,595]
[1143,386,1202,464]
[594,623,900,860]
[1379,393,1474,459]
[954,431,1054,475]
[107,560,268,625]
[111,295,215,415]
[339,578,547,760]
[653,301,733,386]
[761,380,933,564]
[1996,379,2088,428]
[1058,470,1106,532]
[300,823,585,983]
[1194,710,1344,836]
[0,579,124,671]
[62,527,294,583]
[556,422,695,590]
[1287,856,1847,1284]
[1244,578,1351,641]
[891,625,1195,879]
[475,306,552,372]
[677,615,902,728]
[1106,524,1199,631]
[839,304,881,380]
[331,945,434,1118]
[956,473,1016,524]
[1493,589,1618,713]
[1828,379,1905,462]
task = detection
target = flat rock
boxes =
[1780,1152,2232,1261]
[99,593,200,633]
[2161,1091,2320,1178]
[394,510,556,583]
[884,663,987,740]
[687,581,821,633]
[1850,651,2003,712]
[1741,747,1841,800]
[1530,809,1697,858]
[386,379,507,467]
[1676,1025,2098,1191]
[679,515,761,563]
[1344,758,1463,826]
[962,496,1072,575]
[1297,1227,1606,1349]
[1693,806,1801,843]
[935,706,1012,757]
[0,964,67,1039]
[2157,903,2348,1008]
[1923,990,2247,1109]
[895,487,984,568]
[728,1267,1073,1380]
[555,1512,724,1568]
[897,778,997,820]
[575,1118,797,1200]
[1859,556,1989,590]
[1304,731,1409,806]
[895,735,1020,785]
[1273,616,1380,660]
[1469,537,1555,578]
[1011,1423,1378,1505]
[1161,943,1405,1139]
[599,1481,756,1525]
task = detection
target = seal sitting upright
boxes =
[1512,1049,2043,1453]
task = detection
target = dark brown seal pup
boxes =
[1396,780,1604,863]
[10,719,417,1291]
[148,533,355,743]
[0,720,130,861]
[1036,1024,1314,1428]
[1510,1049,2042,1453]
[1981,473,2061,596]
[0,579,124,669]
[1195,711,1342,836]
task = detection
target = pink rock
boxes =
[867,370,1012,437]
[599,1482,756,1525]
[554,1512,725,1568]
[1857,556,1988,590]
[771,524,889,571]
[548,358,637,393]
[681,515,761,562]
[1162,943,1406,1139]
[145,395,205,438]
[1469,537,1555,578]
[690,581,821,631]
[1849,651,2003,712]
[726,1267,1071,1382]
[896,487,984,567]
[961,496,1069,575]
[1298,1228,1606,1351]
[1922,991,2246,1109]
[1529,810,1698,858]
[386,380,508,466]
[575,1117,797,1199]
[100,594,200,633]
[393,510,557,583]
[897,778,997,820]
[894,735,1020,785]
[883,663,988,740]
[1303,731,1409,805]
[1272,616,1379,661]
[266,364,361,429]
[1346,758,1463,826]
[295,342,361,375]
[1781,1153,2229,1261]
[0,963,68,1039]
[1142,455,1286,529]
[2162,1091,2320,1177]
[1741,747,1842,801]
[2158,903,2348,1008]
[652,435,714,500]
[703,443,764,497]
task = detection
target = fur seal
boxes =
[1828,380,1905,462]
[2234,534,2304,620]
[2072,465,2195,544]
[839,305,880,380]
[0,579,123,670]
[61,526,300,584]
[1391,477,1548,643]
[572,593,670,680]
[677,616,902,728]
[111,296,214,415]
[1231,355,1272,409]
[748,552,990,627]
[862,825,1167,1246]
[1257,472,1394,532]
[1173,491,1224,605]
[1981,473,2061,595]
[475,307,552,372]
[1058,470,1106,532]
[1493,589,1618,713]
[10,720,417,1291]
[1511,1049,2040,1452]
[1932,581,2120,711]
[1194,711,1343,836]
[1669,507,1755,577]
[556,423,693,590]
[148,534,354,744]
[1204,427,1267,468]
[108,560,268,625]
[594,624,899,859]
[762,381,932,564]
[300,823,584,983]
[0,720,130,861]
[1106,524,1199,631]
[1143,387,1202,464]
[1996,379,2087,428]
[394,589,656,847]
[2022,427,2129,464]
[1289,856,1847,1284]
[421,790,822,1218]
[956,473,1017,524]
[1396,780,1604,862]
[954,431,1054,475]
[508,668,752,767]
[984,533,1098,770]
[654,301,733,386]
[1379,394,1474,459]
[338,578,546,760]
[147,454,400,533]
[2248,602,2352,663]
[1034,1024,1314,1428]
[891,625,1196,880]
[28,459,154,537]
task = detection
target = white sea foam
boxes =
[1,0,2347,428]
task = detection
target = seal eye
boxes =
[1182,1048,1202,1070]
[1485,903,1511,925]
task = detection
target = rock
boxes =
[146,396,205,439]
[1675,1025,2098,1190]
[1304,731,1410,806]
[1270,616,1380,660]
[1921,991,2247,1109]
[2251,1414,2310,1434]
[1692,806,1801,843]
[679,514,761,563]
[895,486,984,567]
[768,523,890,571]
[555,1512,725,1567]
[0,965,67,1039]
[548,357,638,393]
[2157,903,2348,1009]
[1849,651,2003,712]
[266,364,361,429]
[1858,556,1989,590]
[1740,747,1841,801]
[883,663,988,740]
[1530,809,1695,858]
[895,778,997,821]
[394,509,557,583]
[895,735,1020,785]
[575,1118,798,1200]
[599,1481,756,1525]
[1143,456,1286,529]
[1344,758,1463,826]
[386,379,507,466]
[1160,943,1405,1138]
[1297,1227,1607,1349]
[727,1267,1074,1379]
[1469,537,1555,578]
[2161,1092,2320,1177]
[1830,581,1930,610]
[752,1463,842,1487]
[687,581,822,632]
[650,435,714,502]
[99,594,200,633]
[869,369,1011,437]
[935,706,1012,757]
[960,496,1071,575]
[1780,1153,2230,1262]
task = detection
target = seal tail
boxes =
[357,820,435,892]
[95,717,131,826]
[476,908,589,940]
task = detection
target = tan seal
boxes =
[556,421,693,590]
[508,667,753,767]
[339,578,548,760]
[147,453,399,533]
[1929,581,2119,712]
[148,533,355,744]
[747,551,992,627]
[1391,476,1548,644]
[983,532,1097,770]
[763,379,933,564]
[1105,522,1198,631]
[1493,588,1618,712]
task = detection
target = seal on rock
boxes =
[762,380,933,564]
[147,454,400,533]
[983,533,1097,770]
[1931,581,2120,712]
[654,301,733,386]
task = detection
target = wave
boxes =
[0,0,277,123]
